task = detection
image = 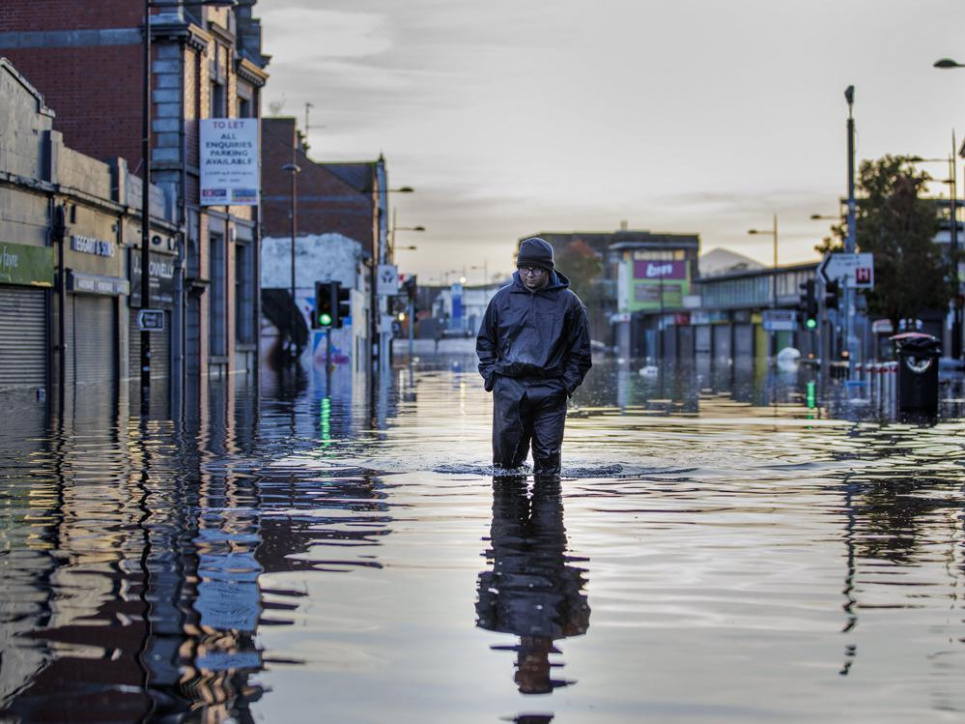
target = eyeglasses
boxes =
[517,266,546,276]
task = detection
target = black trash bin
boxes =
[891,332,941,416]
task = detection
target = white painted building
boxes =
[261,232,370,370]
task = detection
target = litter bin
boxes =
[891,332,941,415]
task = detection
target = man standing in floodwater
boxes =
[476,237,592,477]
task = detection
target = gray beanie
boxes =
[516,237,555,272]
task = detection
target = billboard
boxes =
[626,259,691,312]
[200,118,260,206]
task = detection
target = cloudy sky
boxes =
[259,0,965,284]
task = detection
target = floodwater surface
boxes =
[2,357,965,723]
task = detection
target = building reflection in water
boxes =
[0,371,392,723]
[476,477,590,695]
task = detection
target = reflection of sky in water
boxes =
[1,359,965,721]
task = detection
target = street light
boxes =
[282,162,302,359]
[928,57,965,359]
[748,214,779,308]
[140,0,237,413]
[389,208,425,257]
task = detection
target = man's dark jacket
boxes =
[476,270,592,395]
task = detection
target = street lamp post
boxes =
[282,162,301,360]
[748,214,779,308]
[748,215,779,358]
[844,85,858,371]
[389,209,425,257]
[910,149,961,358]
[140,0,236,413]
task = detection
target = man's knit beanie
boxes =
[516,237,555,272]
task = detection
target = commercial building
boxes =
[0,1,269,413]
[0,58,177,418]
[260,118,393,374]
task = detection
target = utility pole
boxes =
[844,85,858,374]
[951,131,961,360]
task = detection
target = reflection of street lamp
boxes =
[140,0,237,412]
[748,214,779,308]
[282,162,301,358]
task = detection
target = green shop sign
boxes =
[0,242,54,287]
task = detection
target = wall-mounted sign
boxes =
[137,309,165,331]
[625,258,692,313]
[377,264,399,296]
[71,235,115,258]
[200,118,260,206]
[634,260,687,280]
[68,270,129,296]
[129,250,176,308]
[762,309,798,332]
[0,242,54,287]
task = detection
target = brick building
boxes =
[260,118,395,372]
[0,0,269,412]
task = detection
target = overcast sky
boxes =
[259,0,965,284]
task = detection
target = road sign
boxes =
[137,309,165,332]
[818,252,874,289]
[762,309,798,332]
[377,264,399,295]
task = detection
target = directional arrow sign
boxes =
[818,252,874,289]
[137,309,165,332]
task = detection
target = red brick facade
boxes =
[261,118,377,255]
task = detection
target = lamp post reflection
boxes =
[476,478,590,695]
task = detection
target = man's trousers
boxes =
[491,376,568,476]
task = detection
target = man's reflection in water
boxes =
[476,475,590,695]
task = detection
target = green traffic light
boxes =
[319,313,333,327]
[805,318,817,330]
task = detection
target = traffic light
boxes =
[336,284,351,328]
[798,279,818,331]
[313,281,337,329]
[824,279,840,311]
[403,275,418,306]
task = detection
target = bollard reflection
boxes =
[476,476,590,695]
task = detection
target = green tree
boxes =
[819,155,953,330]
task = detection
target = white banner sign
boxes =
[377,264,399,295]
[200,118,260,206]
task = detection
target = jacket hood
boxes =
[511,268,570,292]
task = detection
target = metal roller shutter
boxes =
[0,286,46,388]
[73,295,116,385]
[129,310,170,380]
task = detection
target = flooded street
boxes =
[3,356,965,723]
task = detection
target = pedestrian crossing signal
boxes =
[336,285,351,327]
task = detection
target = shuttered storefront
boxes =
[0,286,46,389]
[734,323,755,358]
[128,310,170,381]
[72,295,116,385]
